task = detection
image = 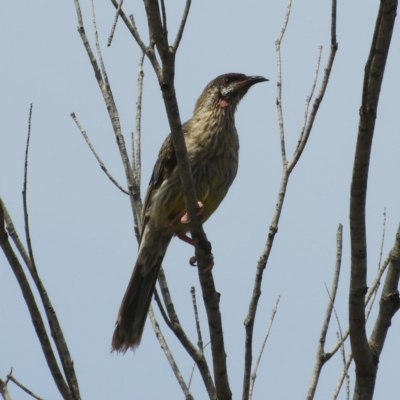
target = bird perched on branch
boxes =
[112,73,268,352]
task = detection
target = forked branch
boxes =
[242,2,337,398]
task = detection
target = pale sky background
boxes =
[1,1,400,399]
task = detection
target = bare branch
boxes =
[132,50,145,230]
[243,3,337,399]
[324,249,391,360]
[107,0,123,47]
[21,105,81,400]
[172,0,191,52]
[73,0,140,235]
[248,296,280,400]
[307,224,342,400]
[365,211,387,320]
[0,376,11,400]
[157,269,217,400]
[148,306,194,400]
[369,223,400,350]
[154,288,173,330]
[190,286,203,351]
[349,1,398,397]
[71,113,129,194]
[288,0,337,172]
[109,0,163,79]
[0,201,73,400]
[274,0,292,165]
[331,353,353,400]
[160,0,168,50]
[6,370,44,400]
[336,332,350,400]
[299,46,322,143]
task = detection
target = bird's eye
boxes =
[224,77,230,84]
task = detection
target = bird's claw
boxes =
[189,253,214,274]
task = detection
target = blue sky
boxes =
[1,1,399,399]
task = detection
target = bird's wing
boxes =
[140,133,177,242]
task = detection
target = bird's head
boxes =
[194,73,268,115]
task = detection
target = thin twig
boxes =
[331,353,353,400]
[107,0,123,47]
[188,341,211,390]
[110,0,162,78]
[378,209,387,271]
[187,363,196,391]
[324,249,391,360]
[306,224,342,400]
[274,0,292,165]
[365,212,387,320]
[7,370,44,400]
[22,105,81,400]
[335,333,350,400]
[299,46,322,142]
[154,288,173,330]
[157,269,217,400]
[248,296,280,400]
[148,306,194,400]
[160,0,168,50]
[191,286,203,351]
[288,0,337,172]
[132,50,145,232]
[71,113,129,194]
[172,0,191,52]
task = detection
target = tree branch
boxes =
[6,369,44,400]
[148,306,194,400]
[243,2,337,398]
[307,224,342,400]
[248,296,280,400]
[349,1,398,398]
[157,269,217,399]
[0,201,73,400]
[22,105,81,400]
[71,113,129,195]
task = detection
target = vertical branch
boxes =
[243,3,337,399]
[248,296,280,400]
[306,224,342,400]
[349,1,398,398]
[190,286,203,351]
[274,0,292,165]
[21,105,81,400]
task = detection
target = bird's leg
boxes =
[175,231,195,246]
[166,201,204,227]
[180,201,204,224]
[175,231,214,273]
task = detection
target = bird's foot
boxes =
[166,202,204,228]
[181,202,204,224]
[189,253,214,273]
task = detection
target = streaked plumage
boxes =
[112,73,267,352]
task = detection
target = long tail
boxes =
[111,229,172,352]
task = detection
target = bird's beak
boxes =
[245,76,269,86]
[233,75,268,93]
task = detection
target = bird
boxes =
[112,73,268,352]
